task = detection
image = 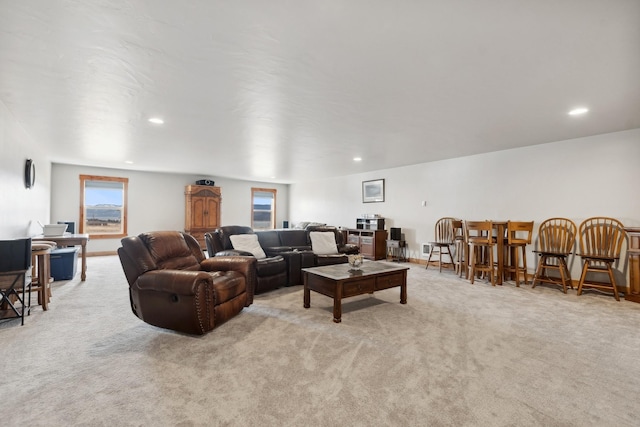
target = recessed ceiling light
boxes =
[568,108,589,116]
[353,157,362,162]
[124,160,134,164]
[148,117,164,124]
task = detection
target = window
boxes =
[251,188,276,230]
[79,175,128,239]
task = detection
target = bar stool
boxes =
[30,241,56,310]
[502,221,534,287]
[451,220,466,277]
[465,220,497,285]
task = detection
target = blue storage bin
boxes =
[50,247,78,281]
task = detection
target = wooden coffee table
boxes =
[303,261,408,323]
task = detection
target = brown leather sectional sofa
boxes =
[205,225,359,288]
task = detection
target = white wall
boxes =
[0,100,51,238]
[51,164,289,253]
[290,128,640,284]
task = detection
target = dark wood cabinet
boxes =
[185,185,221,247]
[624,227,640,303]
[346,229,388,260]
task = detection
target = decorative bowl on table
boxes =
[348,254,363,270]
[43,224,68,237]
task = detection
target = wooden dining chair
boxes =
[465,220,497,285]
[502,221,534,287]
[532,218,577,294]
[576,217,626,301]
[426,217,457,272]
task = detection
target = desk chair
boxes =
[532,218,576,294]
[0,238,32,325]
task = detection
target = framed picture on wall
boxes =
[362,179,385,203]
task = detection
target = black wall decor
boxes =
[24,159,35,189]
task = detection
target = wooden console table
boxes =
[33,234,90,281]
[624,227,640,303]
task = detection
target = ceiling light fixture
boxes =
[148,117,164,124]
[568,107,589,116]
[124,160,134,164]
[353,157,362,162]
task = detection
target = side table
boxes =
[386,240,407,262]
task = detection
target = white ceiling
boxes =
[1,1,639,183]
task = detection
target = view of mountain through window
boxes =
[80,175,128,238]
[251,188,276,230]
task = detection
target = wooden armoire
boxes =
[184,185,221,247]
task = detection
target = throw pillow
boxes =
[309,231,338,255]
[229,234,267,259]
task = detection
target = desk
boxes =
[33,234,89,281]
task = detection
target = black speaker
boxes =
[282,220,289,229]
[196,179,215,186]
[390,227,401,241]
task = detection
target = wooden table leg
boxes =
[303,273,310,308]
[333,282,342,323]
[400,271,407,304]
[495,223,505,285]
[80,241,87,281]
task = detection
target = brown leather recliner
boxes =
[204,226,288,294]
[118,231,256,335]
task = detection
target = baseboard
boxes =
[407,257,455,269]
[87,251,117,257]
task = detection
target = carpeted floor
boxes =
[1,256,639,426]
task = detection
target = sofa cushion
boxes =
[255,255,287,277]
[209,270,247,304]
[309,231,338,255]
[278,229,310,248]
[229,234,267,259]
[140,231,201,271]
[256,230,282,249]
[315,254,348,266]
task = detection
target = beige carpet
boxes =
[1,256,639,426]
